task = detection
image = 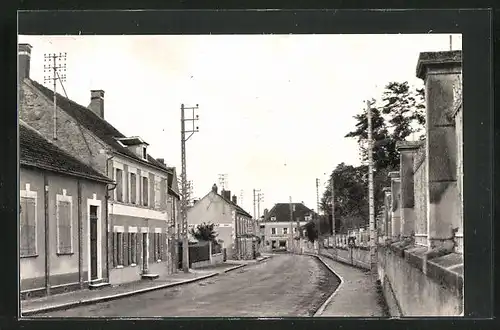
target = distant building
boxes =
[19,121,113,299]
[187,184,257,260]
[262,203,314,251]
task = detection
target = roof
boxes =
[20,121,113,184]
[28,79,169,174]
[266,203,315,223]
[166,167,180,198]
[218,192,252,218]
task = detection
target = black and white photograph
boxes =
[17,29,465,318]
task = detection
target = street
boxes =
[38,254,339,317]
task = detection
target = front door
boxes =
[90,206,98,280]
[142,232,148,272]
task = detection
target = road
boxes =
[39,254,340,317]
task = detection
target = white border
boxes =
[154,227,162,234]
[87,196,103,281]
[128,226,138,233]
[56,189,74,254]
[20,183,38,256]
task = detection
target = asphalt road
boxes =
[40,254,340,318]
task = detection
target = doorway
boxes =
[89,206,98,280]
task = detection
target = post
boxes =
[366,100,377,279]
[180,103,199,272]
[289,196,293,252]
[331,175,337,257]
[43,52,66,140]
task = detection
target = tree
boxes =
[304,221,318,243]
[320,163,369,232]
[189,222,218,243]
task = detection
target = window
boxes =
[271,228,276,235]
[115,168,123,202]
[142,177,149,206]
[57,200,73,254]
[142,147,147,159]
[20,196,36,257]
[114,232,124,267]
[294,227,297,233]
[130,173,137,204]
[283,227,288,235]
[154,232,161,261]
[129,233,137,265]
[154,177,161,209]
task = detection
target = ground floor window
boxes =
[279,240,286,248]
[114,232,124,267]
[130,233,137,265]
[154,232,162,261]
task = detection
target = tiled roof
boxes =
[29,79,170,173]
[266,203,315,223]
[20,121,112,183]
[219,193,252,218]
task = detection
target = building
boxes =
[187,184,256,260]
[262,203,313,251]
[19,121,113,299]
[18,43,181,286]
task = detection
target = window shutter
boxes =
[58,201,72,254]
[149,233,155,262]
[160,232,165,260]
[108,231,114,268]
[20,197,29,256]
[123,233,129,266]
[26,198,36,255]
[112,232,117,267]
[137,233,142,265]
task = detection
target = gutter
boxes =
[105,153,117,283]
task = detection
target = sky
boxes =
[18,34,462,217]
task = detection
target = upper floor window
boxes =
[115,168,123,202]
[142,176,149,206]
[130,173,137,204]
[142,147,147,160]
[271,228,276,235]
[283,227,288,235]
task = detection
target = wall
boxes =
[20,80,108,175]
[20,167,108,297]
[377,246,463,316]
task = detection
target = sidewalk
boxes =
[21,261,253,316]
[310,253,387,317]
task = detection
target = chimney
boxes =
[264,208,269,220]
[18,44,32,82]
[88,90,105,118]
[211,184,218,194]
[223,190,231,201]
[232,195,237,204]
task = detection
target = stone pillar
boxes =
[382,187,391,239]
[396,141,422,239]
[389,171,401,239]
[416,50,462,250]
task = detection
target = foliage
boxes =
[304,221,318,242]
[322,81,425,230]
[189,222,218,243]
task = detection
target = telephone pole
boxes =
[331,175,336,257]
[218,174,228,191]
[180,103,199,273]
[257,192,264,219]
[43,52,67,140]
[289,196,294,252]
[366,99,377,279]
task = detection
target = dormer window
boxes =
[115,136,149,161]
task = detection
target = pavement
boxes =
[309,251,388,318]
[22,256,271,317]
[26,253,338,318]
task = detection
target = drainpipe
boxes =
[77,179,83,289]
[105,153,117,283]
[43,173,51,296]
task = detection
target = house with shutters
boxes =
[262,203,314,251]
[19,120,113,299]
[18,43,182,287]
[187,184,257,260]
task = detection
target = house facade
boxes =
[262,203,312,251]
[20,121,113,299]
[18,43,181,286]
[187,184,256,260]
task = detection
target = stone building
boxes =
[377,50,463,316]
[18,44,181,286]
[19,121,112,299]
[187,184,256,260]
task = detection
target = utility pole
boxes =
[315,178,320,216]
[331,174,336,257]
[316,178,322,254]
[366,99,377,279]
[43,52,67,140]
[257,192,264,219]
[289,196,294,252]
[218,174,228,191]
[180,103,199,273]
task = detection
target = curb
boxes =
[22,271,220,316]
[221,264,246,273]
[312,255,345,317]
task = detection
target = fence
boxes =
[178,241,210,267]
